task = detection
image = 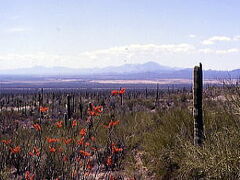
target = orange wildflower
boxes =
[88,111,100,116]
[87,160,93,169]
[76,137,85,145]
[1,139,11,145]
[87,105,103,116]
[55,121,63,128]
[10,146,21,154]
[93,105,103,113]
[119,88,126,94]
[104,120,120,128]
[79,150,91,156]
[112,144,123,153]
[25,171,35,180]
[111,90,119,96]
[72,120,77,127]
[106,156,112,166]
[40,106,48,113]
[79,128,87,136]
[46,137,59,143]
[111,88,126,96]
[63,138,73,145]
[29,147,40,157]
[49,146,56,152]
[33,123,41,131]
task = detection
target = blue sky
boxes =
[0,0,239,70]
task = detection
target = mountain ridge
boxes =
[0,61,239,79]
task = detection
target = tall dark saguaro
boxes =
[193,63,205,146]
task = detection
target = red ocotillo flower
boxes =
[46,137,59,143]
[103,120,120,128]
[111,88,126,96]
[72,120,77,127]
[10,146,21,154]
[33,123,41,131]
[111,90,119,96]
[40,106,48,113]
[79,150,91,157]
[55,121,63,128]
[49,146,56,153]
[25,171,35,180]
[29,147,40,157]
[93,105,103,113]
[87,160,93,170]
[76,137,85,145]
[79,128,87,136]
[106,156,113,166]
[63,138,73,145]
[111,144,123,153]
[88,105,103,116]
[1,139,11,145]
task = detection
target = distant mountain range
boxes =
[0,61,239,80]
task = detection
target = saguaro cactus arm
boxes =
[193,63,205,146]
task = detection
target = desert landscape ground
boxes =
[0,73,240,179]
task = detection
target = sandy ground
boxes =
[90,79,220,84]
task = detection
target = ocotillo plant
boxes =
[65,94,72,127]
[145,87,148,99]
[155,83,159,108]
[193,63,205,146]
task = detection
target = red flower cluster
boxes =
[49,146,56,152]
[79,150,91,157]
[111,88,126,96]
[79,128,87,136]
[25,171,35,180]
[46,137,60,143]
[104,120,120,128]
[33,124,41,131]
[63,138,73,145]
[55,121,63,128]
[29,147,40,157]
[1,139,11,145]
[10,146,21,154]
[111,143,123,153]
[72,120,77,127]
[88,105,103,116]
[40,106,49,113]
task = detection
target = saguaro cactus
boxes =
[193,63,205,146]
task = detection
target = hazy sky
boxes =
[0,0,240,70]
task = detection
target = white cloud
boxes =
[202,36,232,45]
[199,48,239,54]
[0,43,239,70]
[0,43,195,69]
[6,27,30,33]
[189,34,197,38]
[233,35,240,41]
